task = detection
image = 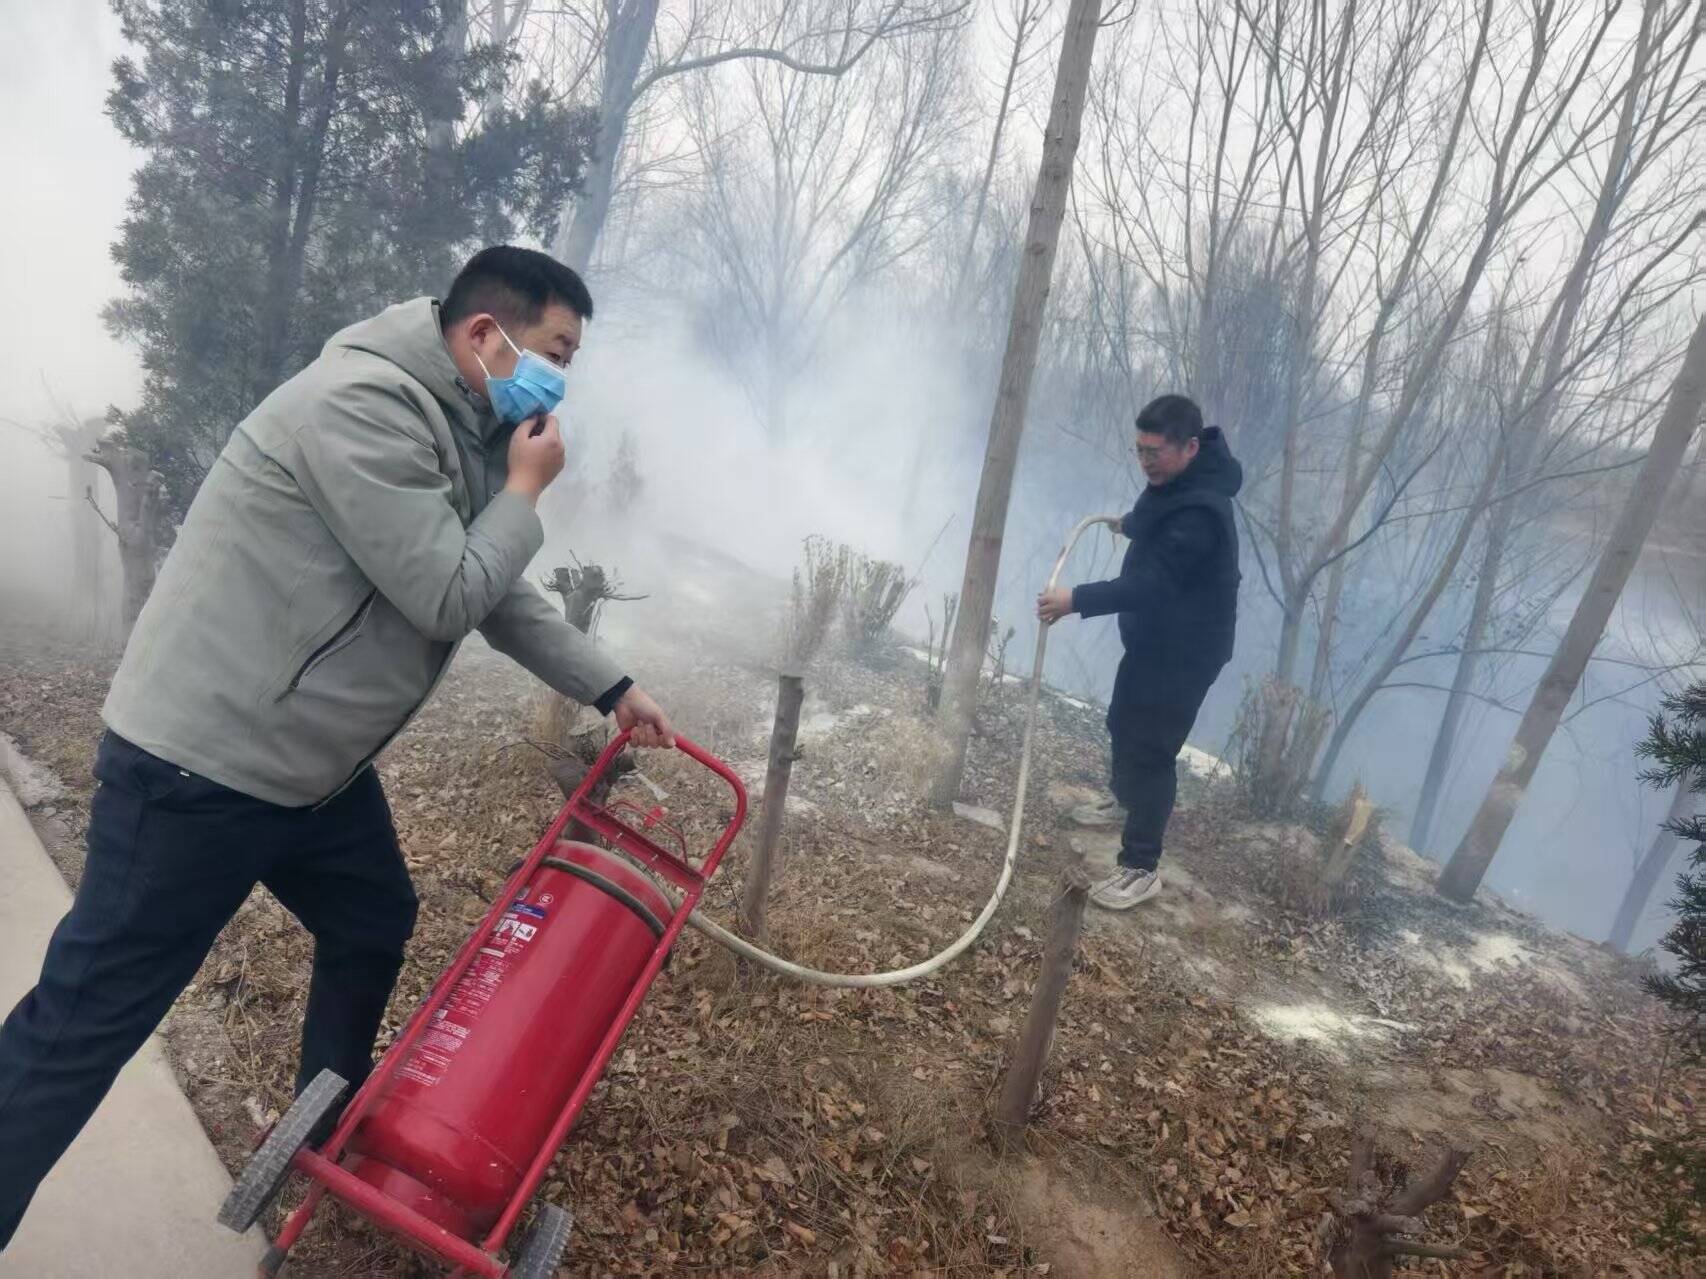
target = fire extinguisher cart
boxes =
[219,733,748,1278]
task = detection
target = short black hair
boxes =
[441,245,594,329]
[1135,394,1203,446]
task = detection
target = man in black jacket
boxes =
[1037,395,1241,909]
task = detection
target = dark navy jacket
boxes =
[1071,427,1242,701]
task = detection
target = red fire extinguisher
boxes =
[348,837,677,1238]
[221,733,747,1278]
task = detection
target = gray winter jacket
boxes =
[104,297,627,806]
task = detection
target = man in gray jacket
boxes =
[0,246,673,1249]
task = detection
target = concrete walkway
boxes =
[0,776,267,1278]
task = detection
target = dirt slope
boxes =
[1,612,1698,1277]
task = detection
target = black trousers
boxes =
[1107,657,1215,873]
[0,732,418,1250]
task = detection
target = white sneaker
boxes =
[1069,797,1127,829]
[1090,868,1161,910]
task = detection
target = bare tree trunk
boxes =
[1297,0,1496,695]
[1608,768,1695,953]
[84,441,168,635]
[1308,442,1360,704]
[992,857,1090,1153]
[565,573,605,632]
[1271,243,1327,685]
[741,671,806,941]
[484,1,531,117]
[542,559,645,635]
[1256,681,1301,798]
[1409,505,1508,852]
[1274,0,1612,687]
[540,564,638,842]
[950,0,1040,310]
[1181,0,1274,428]
[1677,430,1706,523]
[1311,440,1506,801]
[557,2,942,273]
[1438,315,1706,902]
[1235,675,1331,818]
[1268,0,1371,687]
[60,419,111,642]
[1413,0,1668,855]
[253,4,355,403]
[425,0,470,172]
[548,564,608,631]
[1409,419,1537,851]
[557,0,657,272]
[932,0,1103,807]
[254,1,310,407]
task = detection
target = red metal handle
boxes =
[560,731,748,890]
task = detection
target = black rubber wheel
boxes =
[508,1203,574,1278]
[217,1069,349,1234]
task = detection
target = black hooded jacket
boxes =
[1071,427,1243,699]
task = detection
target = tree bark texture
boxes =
[1608,768,1697,954]
[1438,314,1706,902]
[933,0,1103,807]
[84,441,169,635]
[1411,0,1664,854]
[253,1,356,405]
[1317,784,1374,900]
[62,419,113,641]
[741,671,806,941]
[557,0,657,271]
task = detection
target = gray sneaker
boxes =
[1069,796,1127,829]
[1090,867,1161,910]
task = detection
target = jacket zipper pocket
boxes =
[278,591,377,699]
[314,639,459,809]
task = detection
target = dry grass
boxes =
[528,688,585,749]
[861,713,953,802]
[841,554,914,658]
[2,616,1700,1277]
[786,536,850,669]
[1250,824,1381,921]
[1226,675,1331,821]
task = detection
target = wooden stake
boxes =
[741,671,806,941]
[992,858,1091,1153]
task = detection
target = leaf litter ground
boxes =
[0,610,1698,1277]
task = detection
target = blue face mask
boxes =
[474,324,566,427]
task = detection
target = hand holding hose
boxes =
[1036,587,1075,624]
[1037,516,1118,620]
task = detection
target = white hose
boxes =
[686,515,1107,987]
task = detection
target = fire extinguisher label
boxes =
[397,898,547,1087]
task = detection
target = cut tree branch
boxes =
[85,487,120,537]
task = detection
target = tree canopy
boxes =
[103,0,592,518]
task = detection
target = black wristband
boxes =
[594,676,634,717]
